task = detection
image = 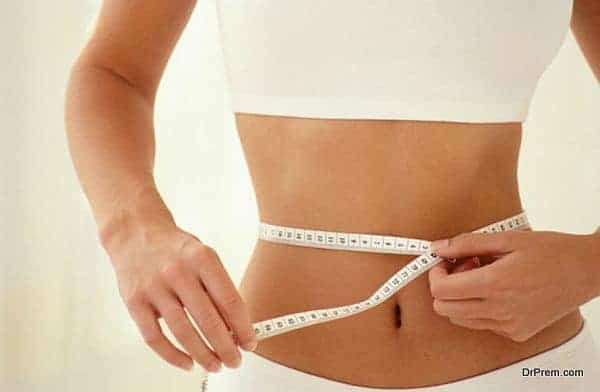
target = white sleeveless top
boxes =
[214,1,573,123]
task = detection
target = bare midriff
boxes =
[234,113,583,388]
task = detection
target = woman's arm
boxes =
[428,230,600,342]
[65,0,194,238]
[65,0,256,373]
[425,1,600,342]
[571,0,600,81]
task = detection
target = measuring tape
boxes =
[201,211,530,389]
[251,211,530,340]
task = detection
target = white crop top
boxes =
[215,1,573,123]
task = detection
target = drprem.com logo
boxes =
[522,368,584,377]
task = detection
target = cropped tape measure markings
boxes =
[259,223,432,255]
[252,212,530,341]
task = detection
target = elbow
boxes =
[66,57,156,109]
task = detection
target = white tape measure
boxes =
[201,211,530,390]
[252,211,530,340]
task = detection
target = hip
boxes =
[238,208,584,387]
[233,115,580,386]
[209,318,599,391]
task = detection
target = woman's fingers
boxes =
[431,231,521,260]
[451,257,480,273]
[149,284,223,373]
[429,260,502,300]
[114,229,257,372]
[127,300,193,371]
[448,317,502,332]
[181,242,257,351]
[428,259,453,281]
[448,317,519,341]
[433,298,511,321]
[173,270,242,369]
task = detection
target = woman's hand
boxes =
[428,229,600,342]
[105,221,257,373]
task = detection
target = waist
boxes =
[236,115,581,387]
[240,208,582,387]
[235,114,523,230]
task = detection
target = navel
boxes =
[395,303,402,328]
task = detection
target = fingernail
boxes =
[241,340,258,352]
[208,361,222,373]
[231,355,242,368]
[431,239,449,252]
[183,361,194,371]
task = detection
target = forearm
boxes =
[580,227,600,302]
[571,0,600,81]
[65,61,175,251]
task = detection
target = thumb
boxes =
[430,231,519,259]
[451,256,481,273]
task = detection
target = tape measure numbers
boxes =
[252,211,530,340]
[201,211,530,390]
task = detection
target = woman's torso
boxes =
[235,114,583,388]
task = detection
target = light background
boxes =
[1,1,599,391]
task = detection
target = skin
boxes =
[65,0,600,386]
[427,0,600,345]
[430,230,600,342]
[65,0,253,373]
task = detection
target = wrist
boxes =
[583,230,600,299]
[98,183,176,255]
[593,226,600,243]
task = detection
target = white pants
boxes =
[207,319,600,391]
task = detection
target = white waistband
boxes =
[213,319,598,392]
